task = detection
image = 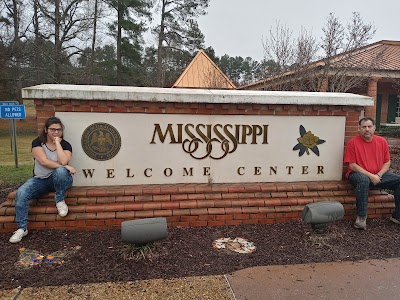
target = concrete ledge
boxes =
[0,181,394,232]
[21,84,373,106]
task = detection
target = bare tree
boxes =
[262,22,320,91]
[316,12,379,92]
[0,0,30,101]
[295,27,319,67]
[36,0,94,82]
[261,12,381,93]
[262,21,296,75]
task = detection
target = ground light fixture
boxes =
[121,217,168,245]
[302,201,345,233]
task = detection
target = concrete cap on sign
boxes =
[22,84,373,107]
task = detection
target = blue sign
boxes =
[0,101,18,106]
[0,105,26,119]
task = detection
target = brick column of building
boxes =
[365,77,379,119]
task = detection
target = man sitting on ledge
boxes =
[344,116,400,230]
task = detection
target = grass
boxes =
[0,134,36,165]
[121,243,155,262]
[0,134,36,185]
[0,165,33,185]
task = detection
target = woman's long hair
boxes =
[39,116,65,143]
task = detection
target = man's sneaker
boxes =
[9,228,28,243]
[390,217,400,224]
[354,216,367,230]
[56,201,68,217]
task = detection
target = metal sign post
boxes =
[0,102,26,168]
[11,119,18,167]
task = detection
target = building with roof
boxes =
[239,40,400,128]
[172,50,236,89]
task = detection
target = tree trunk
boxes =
[116,0,123,85]
[33,0,40,38]
[90,0,98,83]
[33,0,42,83]
[11,0,22,102]
[156,0,166,87]
[54,0,61,82]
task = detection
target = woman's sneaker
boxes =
[390,217,400,224]
[354,216,367,230]
[56,201,68,217]
[9,228,28,243]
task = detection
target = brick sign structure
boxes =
[0,84,393,232]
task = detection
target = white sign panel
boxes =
[58,112,345,186]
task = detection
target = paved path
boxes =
[227,258,400,300]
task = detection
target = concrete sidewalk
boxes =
[227,258,400,300]
[1,258,400,299]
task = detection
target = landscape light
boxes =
[121,217,168,245]
[302,201,344,234]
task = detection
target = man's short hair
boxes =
[359,117,375,126]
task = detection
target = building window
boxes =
[397,96,400,118]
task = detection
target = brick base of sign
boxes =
[0,182,394,232]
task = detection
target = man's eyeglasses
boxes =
[48,128,63,133]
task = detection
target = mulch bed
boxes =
[1,219,400,290]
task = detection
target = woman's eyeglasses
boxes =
[48,128,63,133]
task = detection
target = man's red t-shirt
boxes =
[344,135,390,179]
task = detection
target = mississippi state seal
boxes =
[81,123,121,161]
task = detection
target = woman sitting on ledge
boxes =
[9,116,76,243]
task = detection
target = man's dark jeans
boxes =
[349,171,400,218]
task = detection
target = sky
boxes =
[197,0,400,61]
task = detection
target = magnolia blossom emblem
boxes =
[293,125,326,156]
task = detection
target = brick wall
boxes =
[0,182,394,232]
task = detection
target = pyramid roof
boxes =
[173,50,236,89]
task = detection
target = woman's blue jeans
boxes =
[15,167,73,230]
[348,171,400,218]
